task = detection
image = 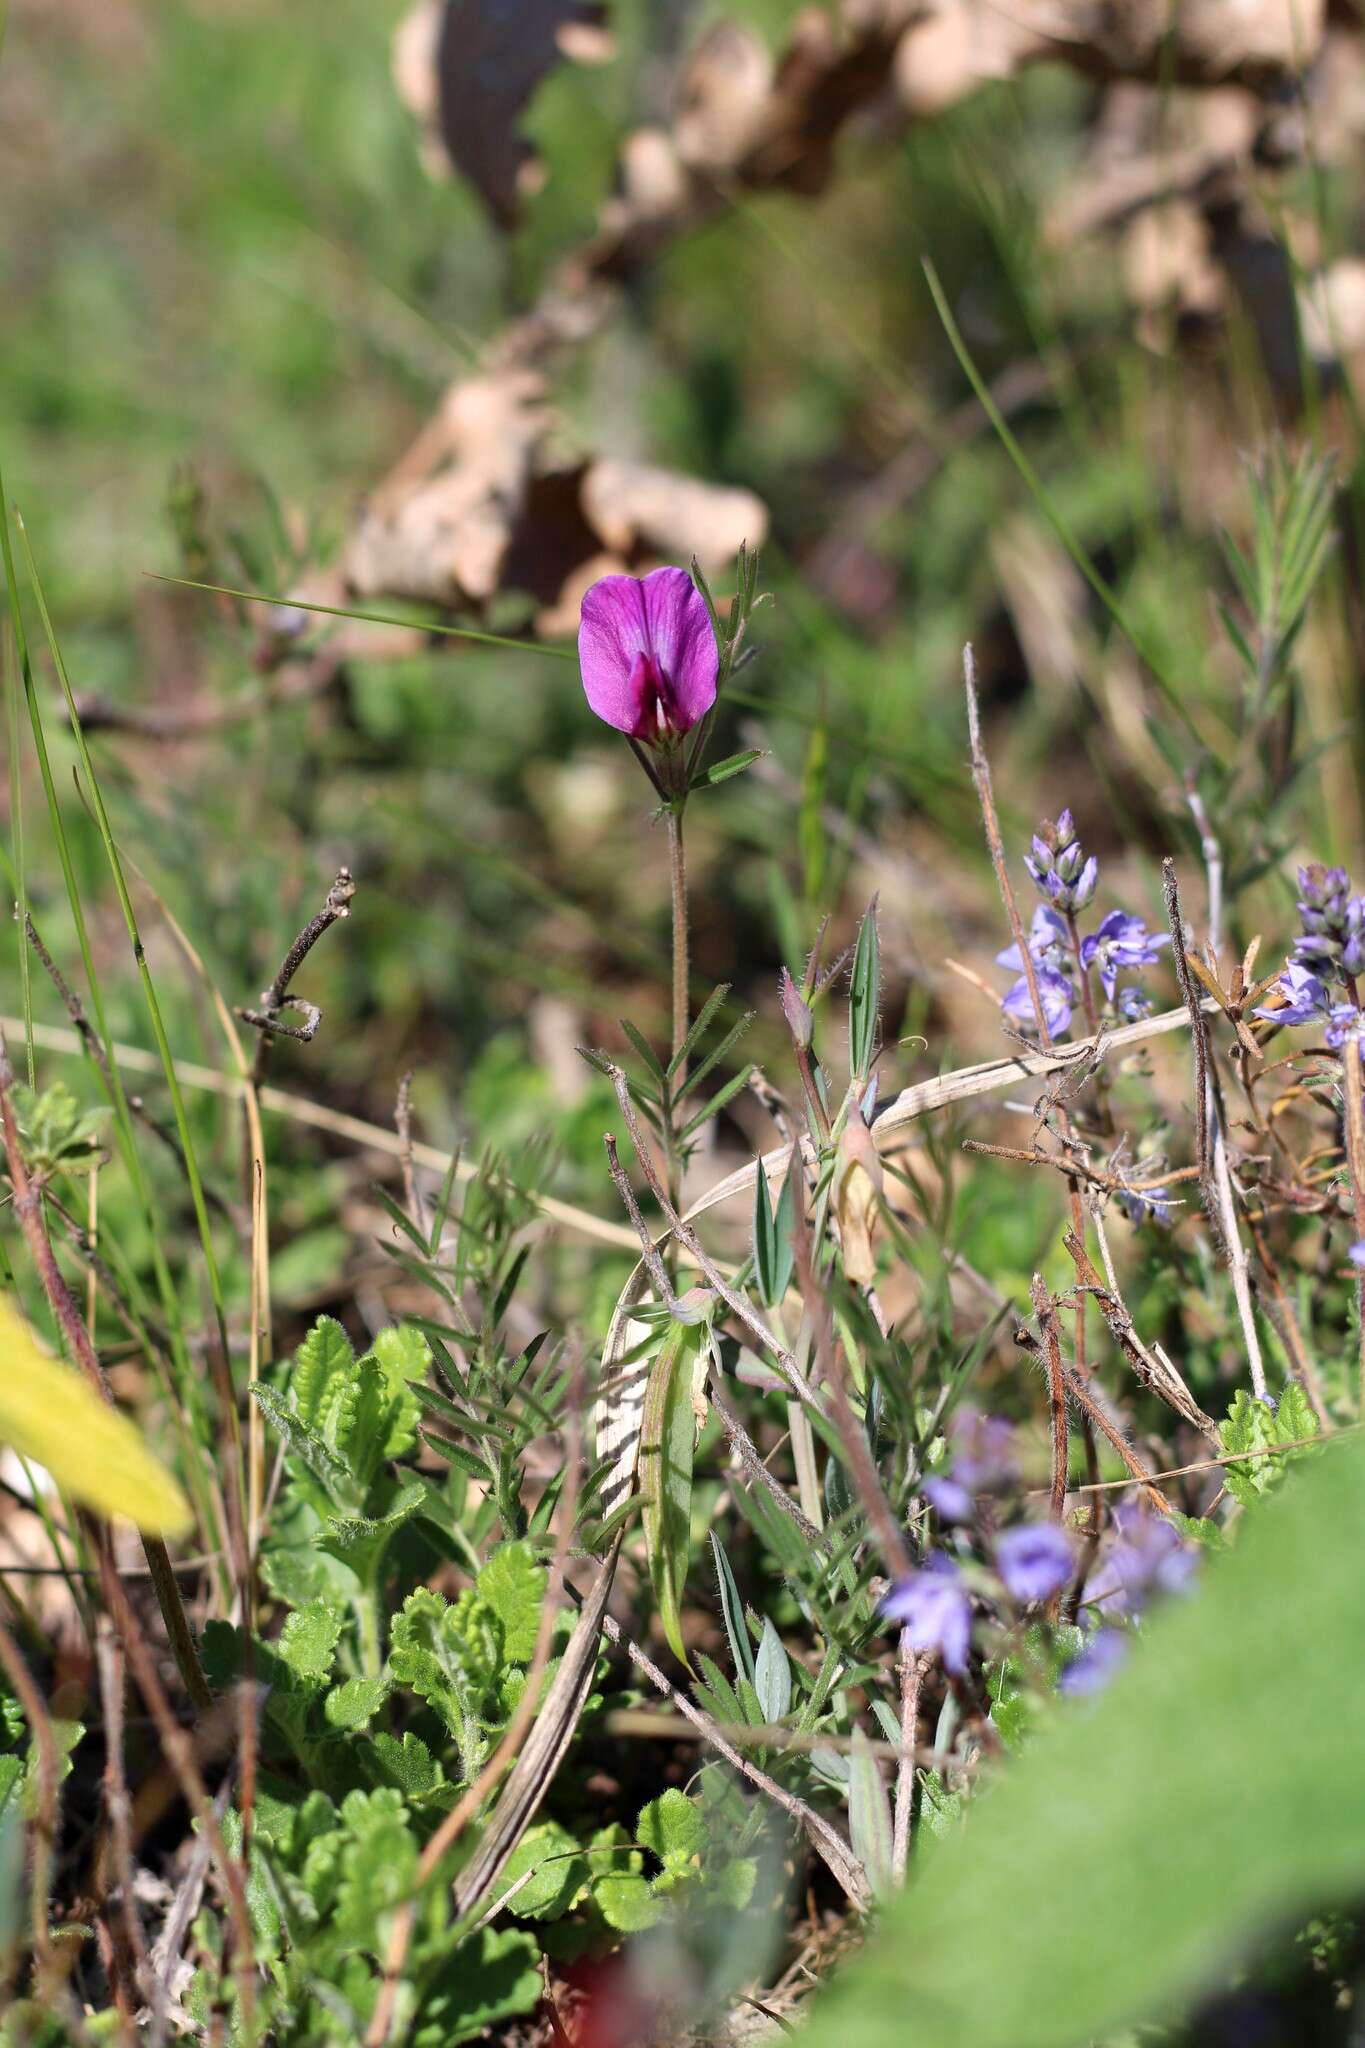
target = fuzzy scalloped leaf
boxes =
[369,1729,440,1800]
[389,1586,502,1758]
[325,1677,389,1731]
[493,1820,588,1921]
[365,1324,431,1459]
[253,1382,351,1496]
[409,1927,542,2048]
[1219,1384,1319,1506]
[334,1792,418,1948]
[637,1788,707,1872]
[477,1540,548,1664]
[291,1316,356,1433]
[278,1599,345,1687]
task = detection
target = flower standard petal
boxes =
[578,574,654,736]
[578,568,719,744]
[639,567,719,735]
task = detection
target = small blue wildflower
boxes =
[996,904,1070,977]
[1254,961,1330,1027]
[1080,910,1169,1003]
[879,1553,972,1674]
[995,1522,1073,1605]
[949,1408,1016,1490]
[1084,1503,1197,1619]
[1349,1242,1365,1270]
[922,1475,972,1524]
[1058,1629,1128,1696]
[1116,984,1154,1022]
[1002,964,1074,1037]
[1118,1182,1174,1227]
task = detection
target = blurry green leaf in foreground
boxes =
[0,1293,191,1538]
[802,1433,1365,2048]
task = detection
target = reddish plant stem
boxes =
[1030,1275,1070,1521]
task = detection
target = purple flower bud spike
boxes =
[578,567,718,744]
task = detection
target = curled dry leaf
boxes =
[344,371,768,625]
[395,0,614,227]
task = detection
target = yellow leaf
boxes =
[0,1294,192,1538]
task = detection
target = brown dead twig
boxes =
[240,866,356,1079]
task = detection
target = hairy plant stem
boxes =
[667,806,689,1075]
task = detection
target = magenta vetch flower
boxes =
[996,1522,1073,1605]
[879,1553,972,1674]
[577,567,718,745]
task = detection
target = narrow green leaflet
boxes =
[848,898,880,1084]
[639,1318,708,1668]
[802,1438,1365,2048]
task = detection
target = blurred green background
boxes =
[3,0,1362,1341]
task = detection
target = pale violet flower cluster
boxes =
[882,1411,1199,1695]
[997,812,1168,1038]
[1254,864,1365,1058]
[881,1410,1075,1673]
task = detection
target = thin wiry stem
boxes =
[1030,1275,1070,1520]
[891,1640,924,1885]
[666,808,689,1076]
[94,1619,149,2015]
[964,644,1093,1384]
[1164,859,1267,1400]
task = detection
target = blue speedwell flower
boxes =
[879,1553,972,1674]
[996,1522,1074,1605]
[1083,1503,1197,1620]
[1080,910,1169,1003]
[1058,1629,1128,1696]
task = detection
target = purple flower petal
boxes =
[950,1408,1016,1490]
[923,1476,972,1524]
[996,1522,1074,1605]
[879,1554,972,1674]
[578,567,718,743]
[1058,1629,1128,1696]
[1349,1242,1365,1270]
[1253,962,1329,1028]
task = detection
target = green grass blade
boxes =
[922,258,1201,745]
[15,511,233,1368]
[147,572,578,661]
